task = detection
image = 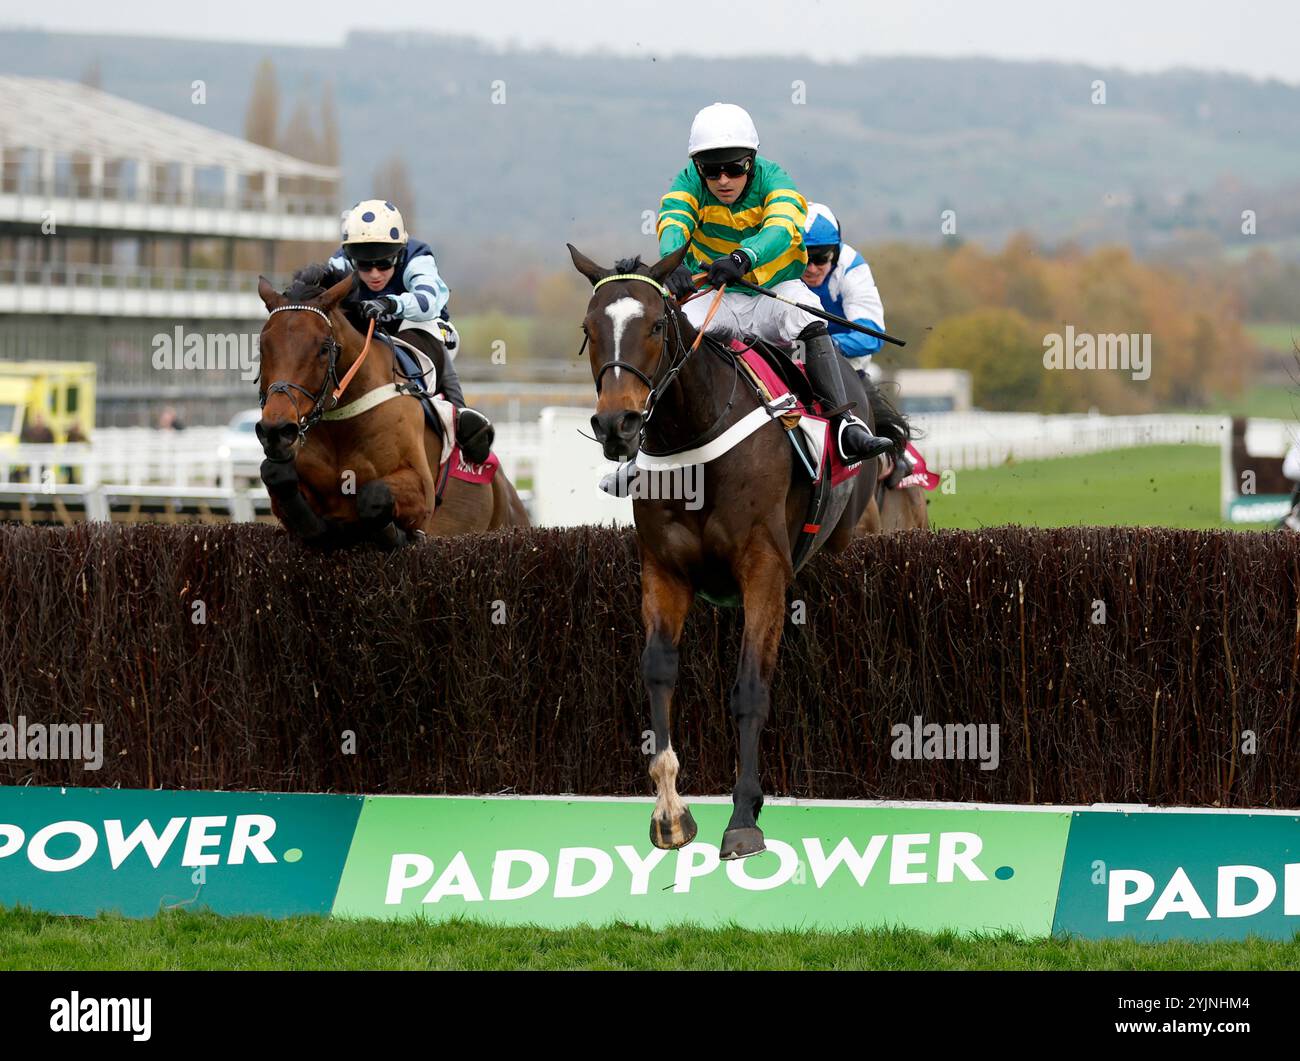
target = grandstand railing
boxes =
[1,175,335,217]
[0,262,260,295]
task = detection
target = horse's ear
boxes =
[567,243,612,287]
[647,243,689,284]
[319,272,354,311]
[257,275,285,312]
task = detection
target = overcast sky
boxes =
[2,0,1297,84]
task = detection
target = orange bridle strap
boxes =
[333,318,376,403]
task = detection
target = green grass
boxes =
[929,444,1268,530]
[2,906,1297,970]
[1245,321,1300,354]
[1199,381,1300,420]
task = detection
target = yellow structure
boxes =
[0,361,96,444]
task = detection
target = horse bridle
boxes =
[586,274,684,417]
[582,273,739,455]
[259,304,344,453]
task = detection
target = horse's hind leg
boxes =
[356,480,408,548]
[359,467,435,546]
[722,533,788,859]
[641,549,696,850]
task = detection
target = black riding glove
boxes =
[666,265,697,302]
[360,296,401,321]
[707,250,752,288]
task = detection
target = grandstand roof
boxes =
[0,76,338,181]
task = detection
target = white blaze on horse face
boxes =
[604,297,644,382]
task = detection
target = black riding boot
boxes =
[434,348,493,464]
[799,323,893,463]
[456,407,494,465]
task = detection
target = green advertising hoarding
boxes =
[6,787,1300,941]
[0,787,361,918]
[331,797,1072,934]
[1054,809,1300,941]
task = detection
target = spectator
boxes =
[159,406,186,431]
[19,411,54,443]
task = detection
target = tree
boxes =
[373,156,418,233]
[80,57,102,90]
[320,82,340,166]
[244,58,279,150]
[919,307,1045,412]
[279,96,321,163]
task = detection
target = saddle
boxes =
[380,333,500,500]
[384,334,446,439]
[728,338,866,571]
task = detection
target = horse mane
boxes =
[613,256,648,274]
[867,380,916,455]
[283,261,338,301]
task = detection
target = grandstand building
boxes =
[0,76,340,426]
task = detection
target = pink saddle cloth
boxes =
[448,448,500,485]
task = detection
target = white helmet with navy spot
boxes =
[341,199,408,263]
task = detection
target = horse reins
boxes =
[260,306,377,453]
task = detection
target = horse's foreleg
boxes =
[722,533,789,859]
[261,459,332,543]
[641,549,696,850]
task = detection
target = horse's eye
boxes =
[650,319,664,334]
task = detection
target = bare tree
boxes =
[320,82,341,166]
[280,96,321,163]
[373,155,418,233]
[80,57,103,90]
[244,58,279,150]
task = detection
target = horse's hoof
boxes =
[649,808,698,850]
[356,480,395,523]
[720,827,765,860]
[260,458,298,494]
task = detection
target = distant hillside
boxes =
[4,27,1300,278]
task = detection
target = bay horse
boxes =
[880,480,930,530]
[255,269,529,545]
[568,242,909,859]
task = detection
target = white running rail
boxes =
[0,412,1250,525]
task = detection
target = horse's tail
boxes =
[866,378,913,460]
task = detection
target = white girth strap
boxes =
[321,382,406,421]
[634,395,797,471]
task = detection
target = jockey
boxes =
[801,202,886,384]
[659,103,892,463]
[325,199,494,465]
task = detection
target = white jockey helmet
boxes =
[687,103,760,158]
[341,199,409,263]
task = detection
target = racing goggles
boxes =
[694,156,753,180]
[348,253,400,272]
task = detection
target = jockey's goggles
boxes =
[350,254,399,272]
[806,247,836,265]
[694,156,753,180]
